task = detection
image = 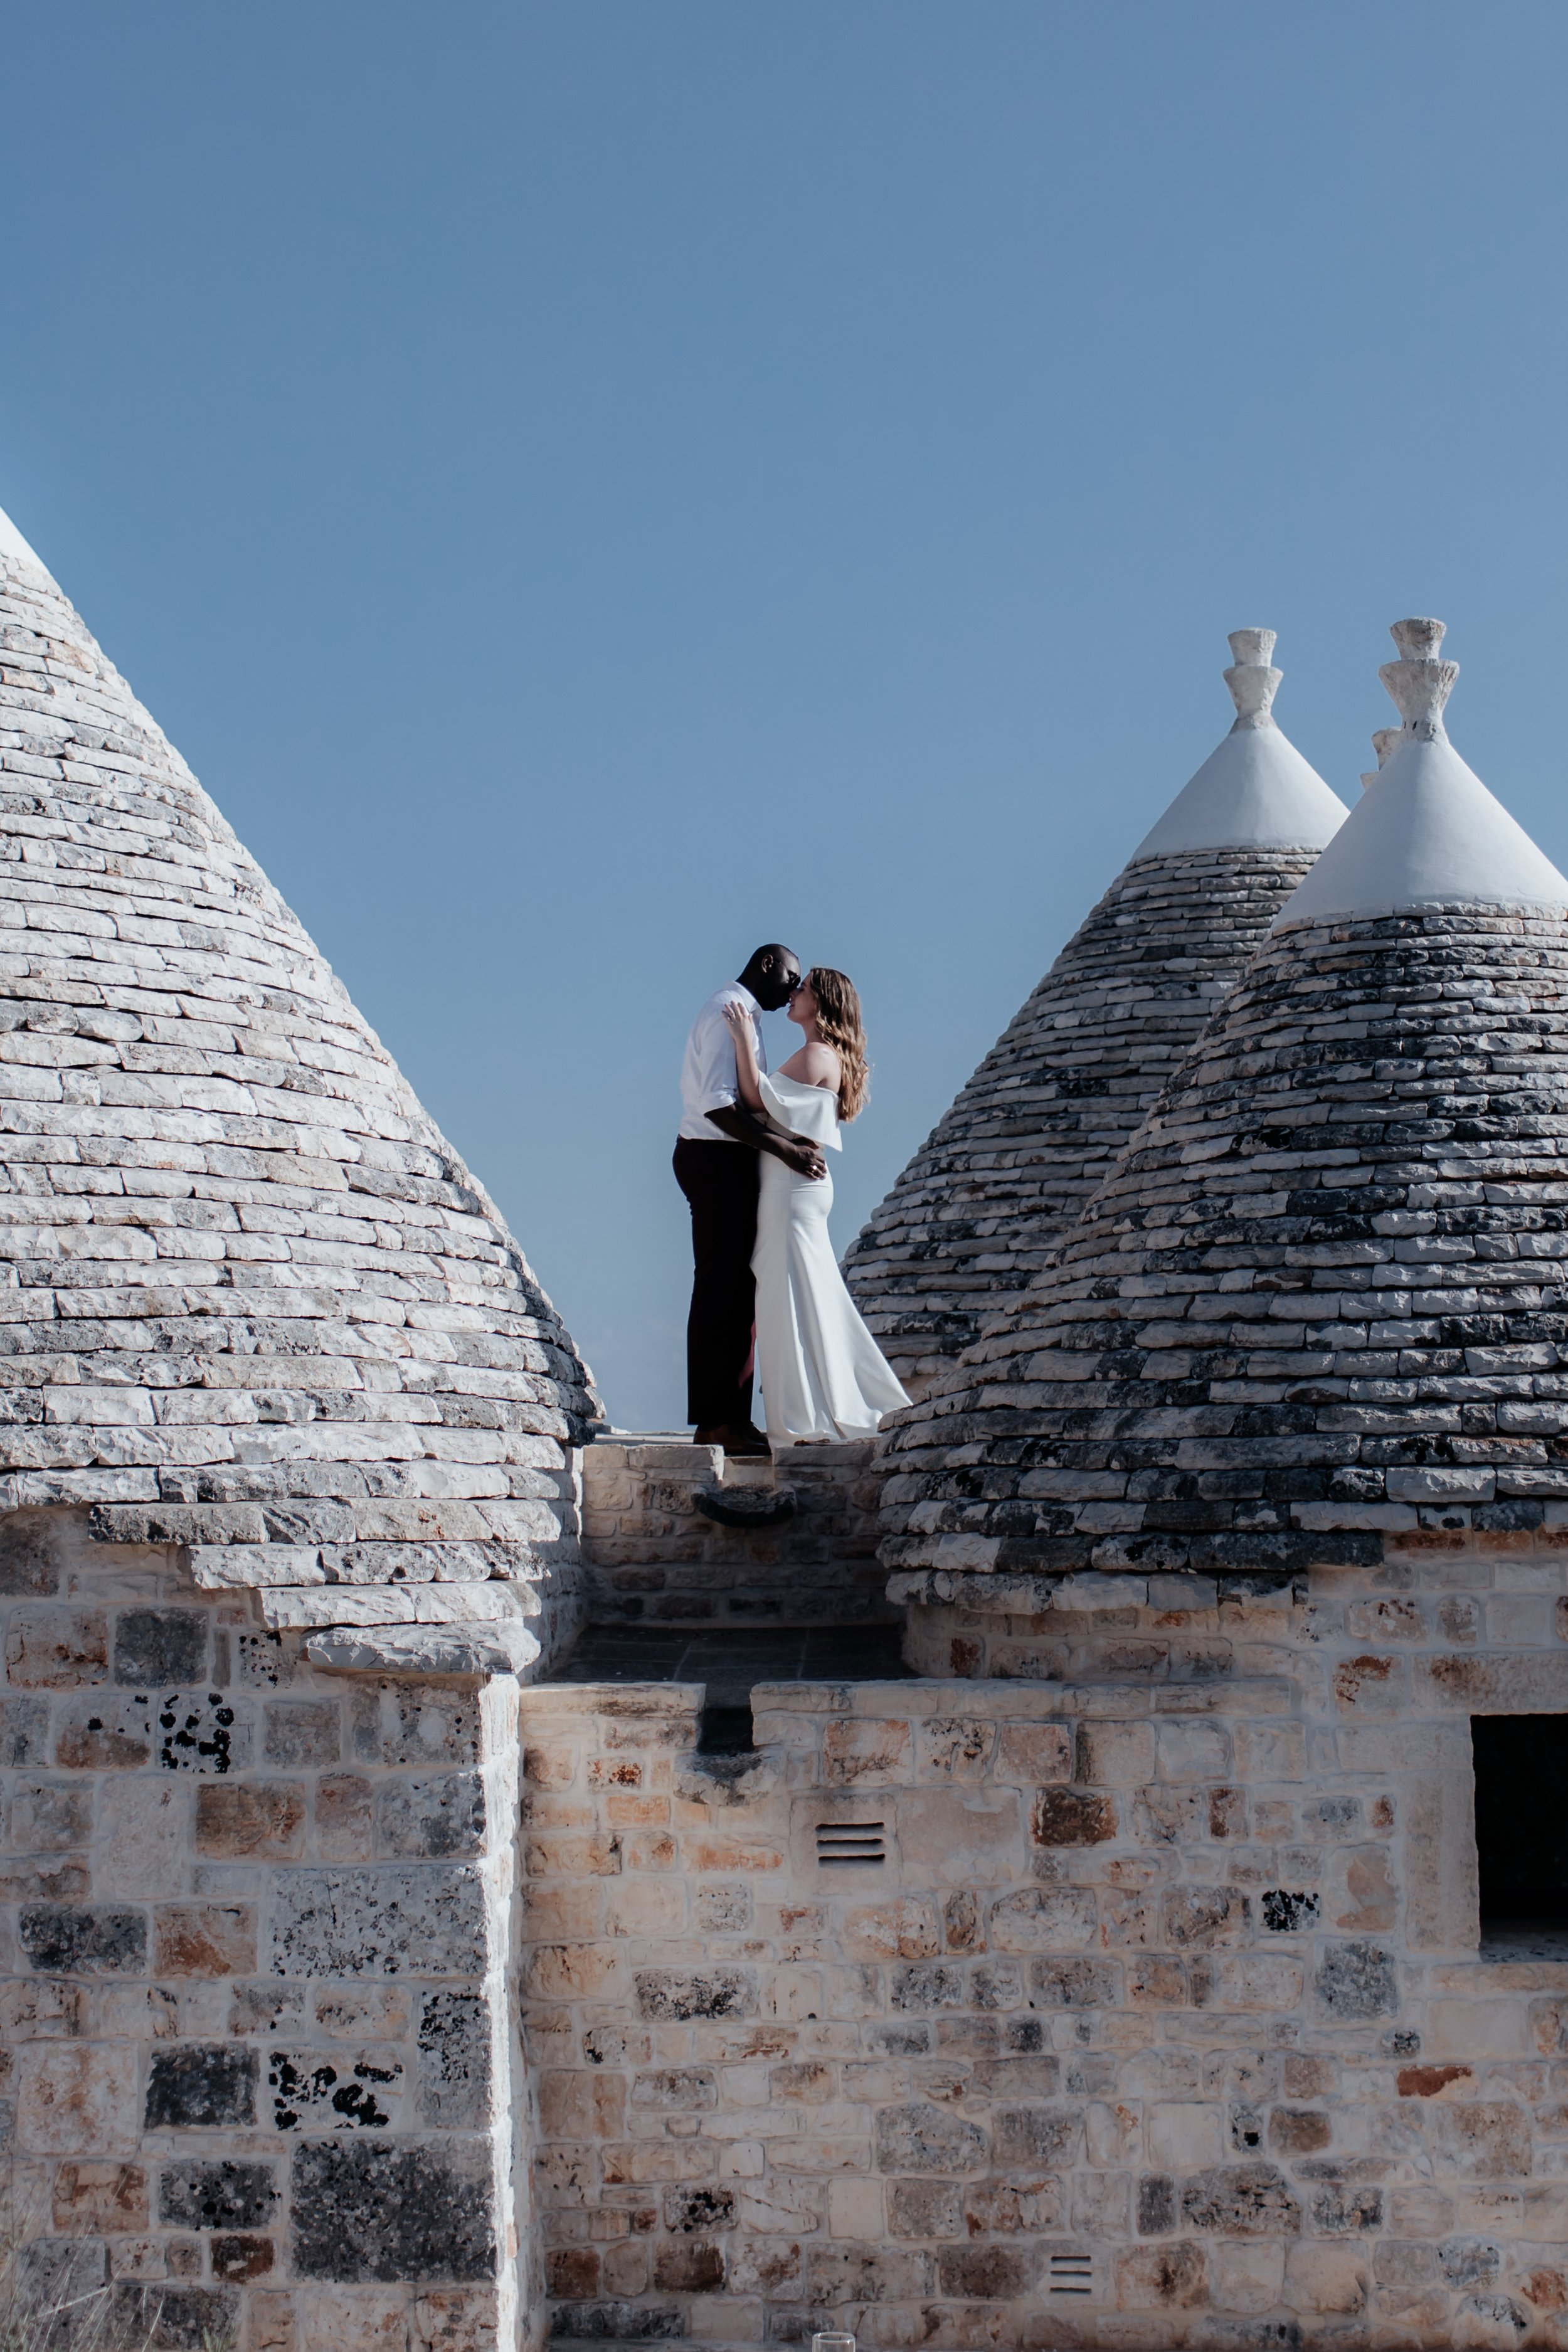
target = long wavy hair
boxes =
[808,967,869,1121]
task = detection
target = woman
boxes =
[722,968,911,1447]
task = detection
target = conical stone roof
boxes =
[843,633,1347,1394]
[881,620,1568,1596]
[0,507,597,1662]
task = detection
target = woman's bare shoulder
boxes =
[780,1041,842,1089]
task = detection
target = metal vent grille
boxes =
[815,1821,886,1866]
[1048,2254,1093,2296]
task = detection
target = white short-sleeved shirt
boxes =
[679,983,768,1143]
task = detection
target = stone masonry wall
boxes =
[0,1508,529,2352]
[519,1551,1568,2351]
[580,1442,888,1626]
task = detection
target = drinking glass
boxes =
[811,2336,856,2352]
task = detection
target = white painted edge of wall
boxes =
[1274,732,1568,928]
[1130,723,1349,860]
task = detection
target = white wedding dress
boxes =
[752,1071,911,1446]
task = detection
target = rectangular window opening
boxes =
[1472,1713,1568,1958]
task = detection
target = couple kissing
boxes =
[673,943,909,1457]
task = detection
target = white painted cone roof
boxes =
[0,501,44,571]
[1278,628,1568,926]
[1131,720,1348,858]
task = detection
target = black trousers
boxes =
[673,1139,760,1430]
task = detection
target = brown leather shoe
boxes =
[721,1422,772,1459]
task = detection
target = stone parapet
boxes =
[580,1438,889,1624]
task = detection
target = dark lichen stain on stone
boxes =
[549,2307,682,2341]
[268,2052,396,2129]
[289,2142,495,2281]
[159,1692,236,1774]
[1261,1889,1322,1932]
[416,1991,490,2127]
[114,1609,208,1688]
[1179,2163,1302,2237]
[146,2045,258,2129]
[634,1970,757,2023]
[110,2284,239,2351]
[19,1903,147,1975]
[1314,1939,1399,2020]
[664,2188,735,2234]
[159,2160,278,2230]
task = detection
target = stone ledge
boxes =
[303,1623,541,1678]
[521,1682,704,1720]
[260,1583,536,1631]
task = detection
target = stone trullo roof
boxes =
[0,505,597,1656]
[843,632,1347,1394]
[881,618,1568,1594]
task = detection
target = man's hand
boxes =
[706,1103,825,1179]
[778,1136,827,1181]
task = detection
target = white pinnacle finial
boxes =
[1224,628,1281,732]
[1360,728,1404,791]
[1379,617,1458,742]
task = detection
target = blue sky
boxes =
[4,4,1567,1426]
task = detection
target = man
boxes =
[674,944,827,1456]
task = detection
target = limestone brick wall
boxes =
[0,1509,528,2352]
[519,1555,1568,2351]
[580,1441,888,1624]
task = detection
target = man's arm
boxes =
[707,1103,826,1180]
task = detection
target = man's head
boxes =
[738,943,802,1013]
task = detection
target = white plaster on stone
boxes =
[1130,630,1347,859]
[1278,619,1568,924]
[0,501,44,571]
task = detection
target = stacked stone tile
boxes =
[0,505,598,1665]
[882,619,1568,1597]
[843,632,1347,1397]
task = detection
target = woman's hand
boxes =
[721,997,766,1113]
